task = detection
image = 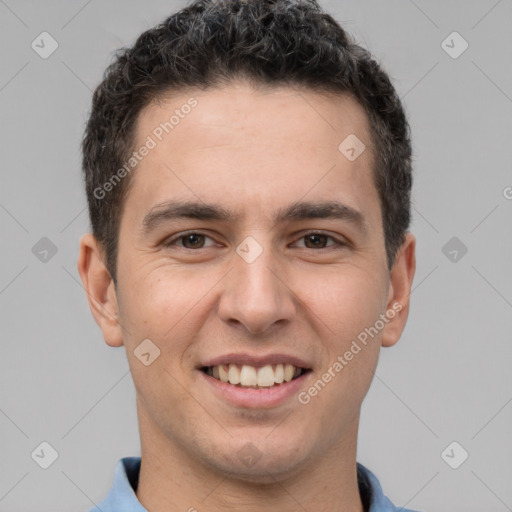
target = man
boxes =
[78,0,417,510]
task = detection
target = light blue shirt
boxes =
[87,457,420,512]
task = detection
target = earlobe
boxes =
[381,232,416,348]
[77,233,124,347]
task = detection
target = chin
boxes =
[199,434,314,484]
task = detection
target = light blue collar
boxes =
[87,456,419,512]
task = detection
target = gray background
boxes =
[1,0,511,510]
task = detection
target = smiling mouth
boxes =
[201,363,310,388]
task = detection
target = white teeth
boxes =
[284,363,295,382]
[240,365,258,386]
[228,364,241,385]
[207,363,304,387]
[274,363,284,383]
[257,365,275,387]
[218,364,229,383]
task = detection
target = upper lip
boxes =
[199,353,312,370]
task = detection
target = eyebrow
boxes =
[140,199,367,235]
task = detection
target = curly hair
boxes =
[82,0,412,284]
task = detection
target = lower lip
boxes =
[199,370,311,408]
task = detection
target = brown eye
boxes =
[303,234,330,249]
[180,233,206,249]
[295,232,343,250]
[164,232,216,250]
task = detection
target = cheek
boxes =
[119,265,224,384]
[300,267,388,344]
[297,267,385,406]
[121,265,203,334]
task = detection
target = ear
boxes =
[77,233,124,347]
[381,232,416,348]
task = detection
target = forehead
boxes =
[135,82,373,158]
[125,81,379,227]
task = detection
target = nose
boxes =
[217,243,296,335]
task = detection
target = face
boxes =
[79,81,415,483]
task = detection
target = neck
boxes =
[135,402,364,512]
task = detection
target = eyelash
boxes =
[163,230,347,250]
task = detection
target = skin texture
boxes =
[78,81,416,512]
